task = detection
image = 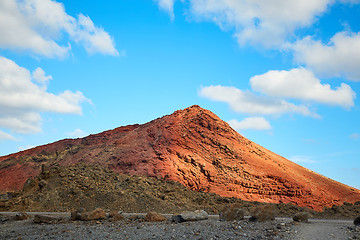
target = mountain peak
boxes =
[1,106,359,210]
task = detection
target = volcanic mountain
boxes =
[1,105,359,210]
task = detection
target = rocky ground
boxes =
[0,214,359,240]
[1,163,360,219]
[1,163,360,239]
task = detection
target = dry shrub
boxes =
[219,204,245,221]
[293,212,309,222]
[250,205,275,222]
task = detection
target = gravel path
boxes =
[290,219,357,240]
[0,218,294,240]
[1,213,359,240]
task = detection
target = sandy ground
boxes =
[0,213,359,240]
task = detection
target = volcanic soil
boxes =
[1,163,360,220]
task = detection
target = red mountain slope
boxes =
[1,105,359,210]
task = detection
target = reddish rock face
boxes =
[1,105,359,210]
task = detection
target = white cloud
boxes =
[18,145,35,151]
[67,14,119,56]
[228,117,271,131]
[0,130,16,141]
[290,155,317,163]
[292,31,360,81]
[250,68,356,108]
[67,128,87,138]
[155,0,175,20]
[0,0,118,58]
[350,133,360,140]
[185,0,331,48]
[32,67,52,85]
[0,56,91,133]
[199,85,318,117]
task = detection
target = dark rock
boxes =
[354,216,360,226]
[15,212,30,221]
[33,214,62,224]
[172,210,208,223]
[38,180,47,189]
[22,178,37,192]
[71,208,86,221]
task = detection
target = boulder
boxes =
[293,212,309,223]
[354,216,360,226]
[144,212,166,222]
[33,214,62,224]
[87,208,106,220]
[172,210,208,223]
[38,179,47,189]
[249,205,275,222]
[70,208,86,221]
[108,211,124,221]
[15,212,30,221]
[219,204,245,221]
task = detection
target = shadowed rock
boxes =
[172,210,208,223]
[354,216,360,226]
[33,214,62,224]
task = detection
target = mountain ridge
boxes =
[1,105,359,210]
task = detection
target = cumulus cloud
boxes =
[292,31,360,81]
[0,130,16,141]
[0,0,118,58]
[67,128,87,138]
[32,67,52,85]
[183,0,331,48]
[18,145,35,151]
[228,117,271,131]
[250,68,356,108]
[155,0,175,20]
[0,56,91,134]
[199,85,318,117]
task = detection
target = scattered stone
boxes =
[249,205,275,222]
[22,178,37,192]
[172,210,208,223]
[38,180,47,189]
[86,208,106,221]
[15,212,30,221]
[144,212,167,222]
[219,204,245,221]
[354,216,360,226]
[33,214,62,224]
[71,208,86,221]
[108,211,124,221]
[293,212,309,223]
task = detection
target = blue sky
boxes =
[0,0,359,189]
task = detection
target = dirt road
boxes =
[290,219,356,240]
[1,212,358,239]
